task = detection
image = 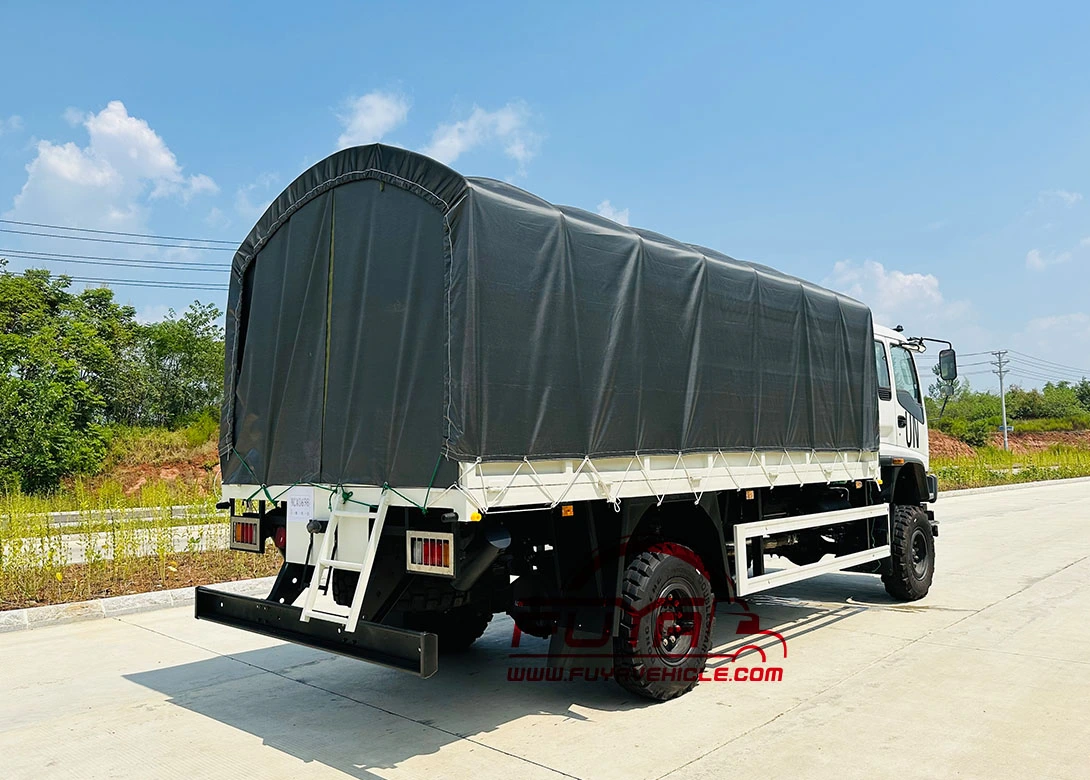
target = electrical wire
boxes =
[64,275,227,291]
[0,218,236,245]
[1007,350,1090,376]
[0,227,234,251]
[1,249,229,273]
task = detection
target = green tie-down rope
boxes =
[230,449,445,513]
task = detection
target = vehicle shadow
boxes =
[125,570,888,779]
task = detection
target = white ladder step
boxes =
[298,490,391,633]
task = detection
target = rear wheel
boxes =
[404,606,492,653]
[882,505,935,601]
[613,546,715,701]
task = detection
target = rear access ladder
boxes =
[299,491,390,631]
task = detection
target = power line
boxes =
[1005,359,1087,381]
[0,227,234,251]
[1,248,229,272]
[2,255,226,275]
[1007,350,1090,376]
[0,218,237,245]
[64,275,226,291]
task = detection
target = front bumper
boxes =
[194,586,438,677]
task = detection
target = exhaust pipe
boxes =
[451,526,511,592]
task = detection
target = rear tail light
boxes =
[230,517,263,552]
[406,531,454,576]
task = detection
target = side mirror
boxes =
[938,348,958,381]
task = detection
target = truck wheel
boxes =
[405,606,492,653]
[614,546,714,701]
[882,505,935,601]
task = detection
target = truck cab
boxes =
[874,324,929,469]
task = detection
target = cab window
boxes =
[890,345,921,403]
[874,341,891,399]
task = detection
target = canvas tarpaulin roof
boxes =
[221,144,878,489]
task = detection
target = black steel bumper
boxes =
[194,586,438,678]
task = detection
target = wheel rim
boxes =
[910,527,929,579]
[653,578,699,665]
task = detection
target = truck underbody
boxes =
[198,452,936,699]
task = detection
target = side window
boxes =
[890,345,921,403]
[874,341,891,399]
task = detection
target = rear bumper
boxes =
[194,586,438,678]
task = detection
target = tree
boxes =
[1072,378,1090,413]
[0,263,137,491]
[927,362,965,403]
[134,302,224,427]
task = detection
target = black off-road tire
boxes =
[882,505,935,601]
[404,606,493,653]
[613,546,715,701]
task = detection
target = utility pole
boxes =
[992,350,1009,451]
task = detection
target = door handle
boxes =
[897,415,907,428]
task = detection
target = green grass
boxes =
[0,482,227,606]
[933,445,1090,489]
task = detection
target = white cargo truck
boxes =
[198,145,956,700]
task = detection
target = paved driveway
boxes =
[2,481,1089,779]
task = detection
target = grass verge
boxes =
[934,445,1090,490]
[0,548,280,610]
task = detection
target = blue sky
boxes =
[1,1,1089,388]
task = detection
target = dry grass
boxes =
[0,549,281,610]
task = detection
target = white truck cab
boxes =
[874,324,929,469]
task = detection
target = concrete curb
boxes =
[941,475,1090,498]
[0,576,275,634]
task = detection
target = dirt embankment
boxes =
[989,430,1090,453]
[64,439,221,496]
[930,428,1090,458]
[929,430,976,458]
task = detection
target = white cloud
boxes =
[0,115,23,135]
[824,259,946,324]
[822,259,990,360]
[6,100,217,231]
[1038,189,1083,207]
[1014,314,1090,380]
[423,101,541,173]
[235,172,280,221]
[135,303,174,324]
[596,199,630,225]
[1026,247,1073,271]
[1023,312,1090,335]
[336,91,410,149]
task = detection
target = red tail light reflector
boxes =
[406,531,455,576]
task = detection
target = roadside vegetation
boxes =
[933,445,1090,490]
[926,364,1090,488]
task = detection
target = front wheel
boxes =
[882,505,935,601]
[614,546,715,701]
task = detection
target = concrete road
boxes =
[2,481,1089,779]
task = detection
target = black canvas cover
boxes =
[221,144,878,489]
